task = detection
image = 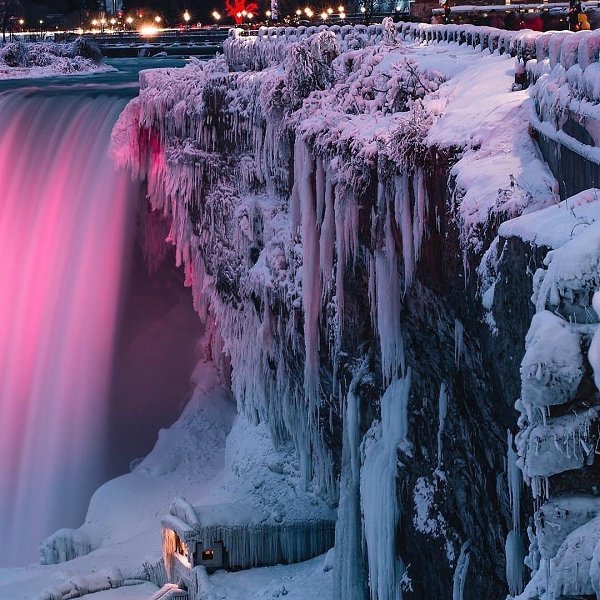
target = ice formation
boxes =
[162,498,335,574]
[360,373,411,600]
[0,39,113,79]
[106,19,585,599]
[500,188,600,599]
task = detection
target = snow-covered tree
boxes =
[0,0,19,43]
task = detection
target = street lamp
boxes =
[321,11,328,19]
[212,10,221,21]
[154,15,161,24]
[183,10,191,28]
[126,16,133,30]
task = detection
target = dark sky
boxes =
[16,0,329,25]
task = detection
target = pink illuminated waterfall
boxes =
[0,89,137,567]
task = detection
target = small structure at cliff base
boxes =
[161,497,336,592]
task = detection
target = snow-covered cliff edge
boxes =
[107,22,600,600]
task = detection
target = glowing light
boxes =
[91,18,98,25]
[340,11,346,18]
[360,5,366,11]
[139,24,159,35]
[247,11,253,18]
[183,10,191,22]
[266,9,272,16]
[304,6,314,17]
[327,7,333,13]
[110,18,116,25]
[154,15,161,23]
[338,5,344,12]
[296,9,302,15]
[321,11,328,19]
[212,10,222,19]
[126,16,133,24]
[18,18,24,25]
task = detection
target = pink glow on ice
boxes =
[0,90,137,567]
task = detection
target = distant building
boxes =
[107,0,123,15]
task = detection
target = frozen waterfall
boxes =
[0,88,137,567]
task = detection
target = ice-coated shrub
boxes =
[0,42,29,67]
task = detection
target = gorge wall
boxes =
[110,22,600,600]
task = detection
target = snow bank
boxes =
[499,188,600,249]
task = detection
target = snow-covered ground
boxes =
[0,39,115,79]
[0,358,334,600]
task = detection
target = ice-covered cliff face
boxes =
[110,23,572,599]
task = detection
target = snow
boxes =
[499,188,600,249]
[0,39,115,80]
[412,475,450,546]
[519,310,584,414]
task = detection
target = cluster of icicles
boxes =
[109,32,444,600]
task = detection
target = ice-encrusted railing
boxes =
[527,29,600,173]
[224,20,542,71]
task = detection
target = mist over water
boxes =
[0,89,138,567]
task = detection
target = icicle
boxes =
[316,158,326,228]
[375,182,405,383]
[320,164,335,290]
[507,431,521,532]
[454,319,464,369]
[334,361,369,600]
[412,167,428,264]
[361,370,411,600]
[505,530,525,596]
[452,541,471,600]
[437,382,448,469]
[394,174,415,291]
[296,140,322,411]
